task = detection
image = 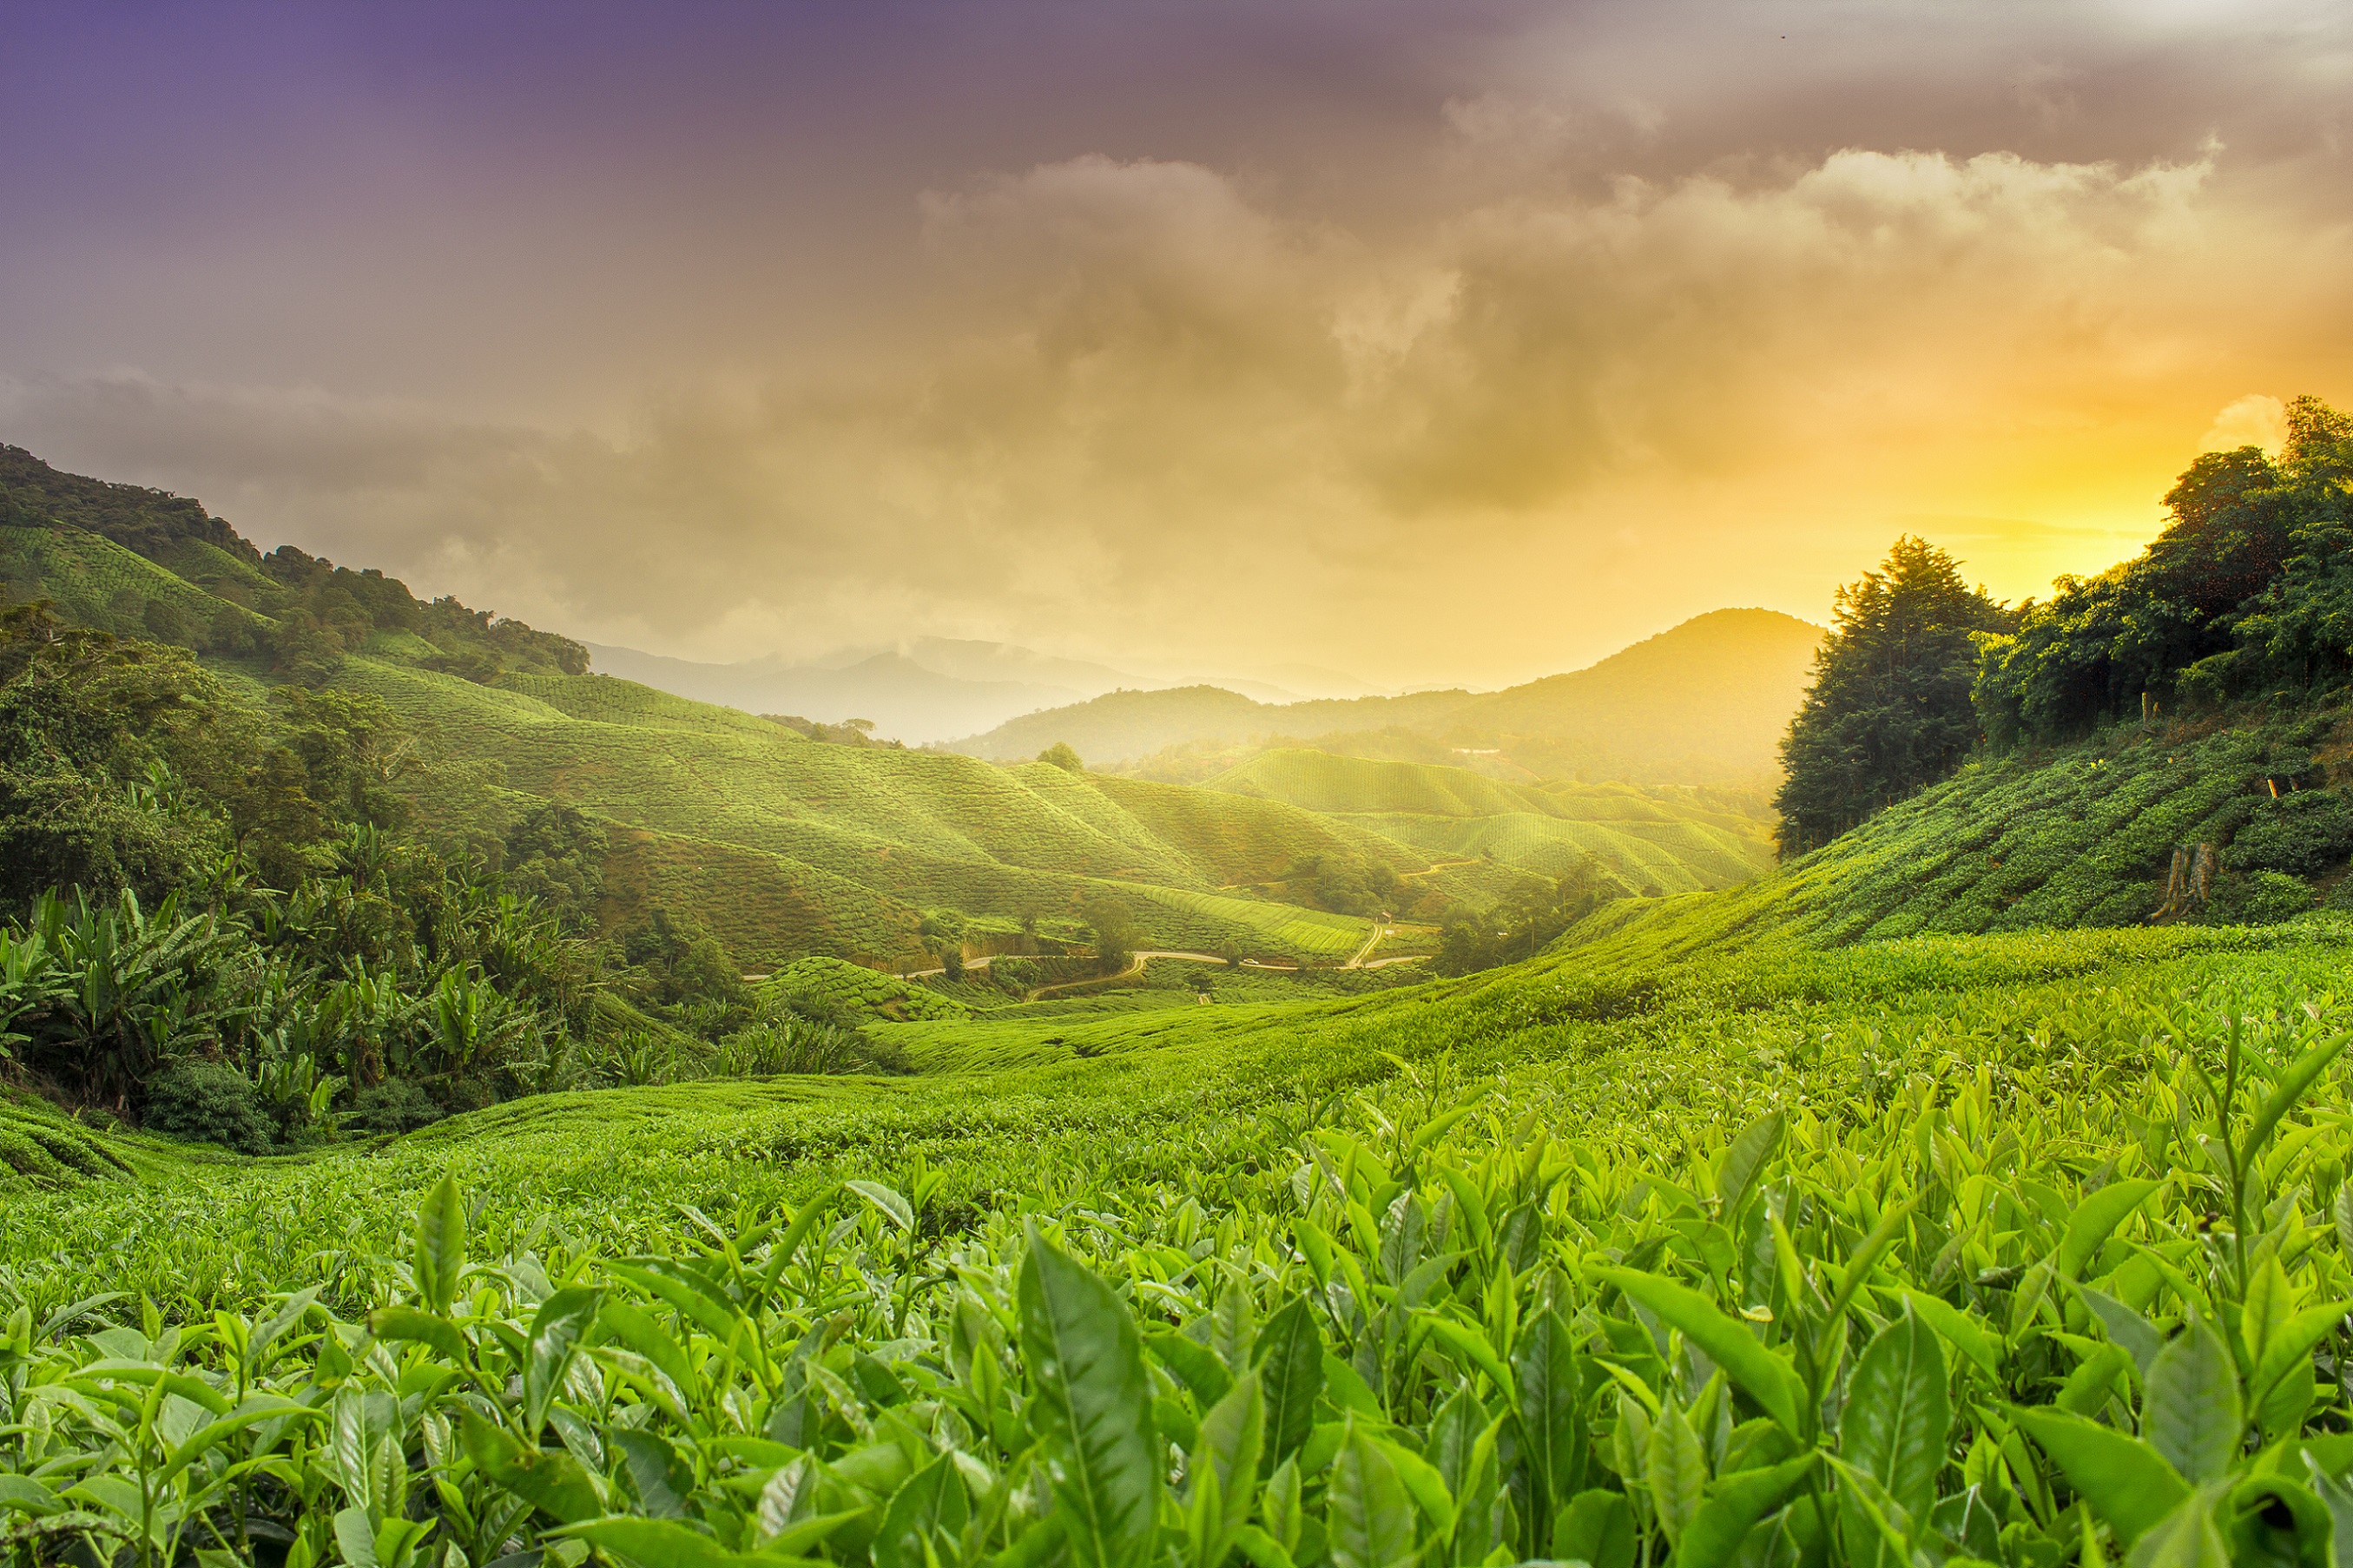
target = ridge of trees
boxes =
[1776,395,2353,855]
[1976,395,2353,742]
[0,443,587,686]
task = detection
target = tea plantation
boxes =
[9,887,2353,1568]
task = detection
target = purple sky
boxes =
[4,2,2349,683]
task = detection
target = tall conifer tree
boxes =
[1775,537,2014,854]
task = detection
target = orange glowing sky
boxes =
[3,2,2349,689]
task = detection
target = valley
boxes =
[6,409,2353,1568]
[13,16,2353,1568]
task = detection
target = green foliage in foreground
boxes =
[8,913,2353,1565]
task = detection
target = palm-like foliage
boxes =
[17,889,238,1104]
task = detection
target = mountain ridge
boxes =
[951,607,1823,784]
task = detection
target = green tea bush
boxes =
[141,1058,275,1154]
[346,1077,445,1136]
[7,979,2353,1568]
[2207,869,2316,925]
[2224,788,2353,876]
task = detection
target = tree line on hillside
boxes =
[0,606,894,1153]
[766,713,906,748]
[0,442,587,686]
[1433,853,1631,976]
[1777,395,2353,863]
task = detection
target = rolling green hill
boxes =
[331,657,1393,965]
[0,442,1789,969]
[1204,748,1777,894]
[1565,696,2353,964]
[952,607,1822,783]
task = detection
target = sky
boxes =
[3,1,2350,691]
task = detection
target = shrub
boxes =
[2206,869,2313,925]
[991,956,1040,993]
[346,1077,445,1136]
[142,1059,274,1154]
[2224,788,2353,876]
[721,1015,906,1077]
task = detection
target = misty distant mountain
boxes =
[581,642,1109,743]
[834,637,1141,694]
[581,636,1393,741]
[952,609,1823,784]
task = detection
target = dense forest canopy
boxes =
[1776,398,2353,855]
[1975,395,2353,745]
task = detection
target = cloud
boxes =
[2200,393,2288,454]
[6,134,2344,679]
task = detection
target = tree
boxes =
[1081,896,1136,973]
[1775,537,2014,855]
[1973,397,2353,739]
[1038,741,1084,773]
[938,942,965,981]
[1430,855,1625,978]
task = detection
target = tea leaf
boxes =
[2059,1180,2161,1280]
[1191,1371,1265,1557]
[1646,1398,1709,1547]
[1595,1268,1805,1438]
[847,1180,913,1234]
[1515,1306,1585,1505]
[367,1305,468,1366]
[1254,1295,1324,1467]
[1018,1222,1159,1568]
[1716,1112,1783,1217]
[1328,1422,1417,1568]
[2079,1284,2165,1379]
[523,1287,602,1437]
[460,1409,604,1524]
[2144,1318,2242,1486]
[1841,1308,1948,1524]
[414,1174,465,1317]
[1673,1452,1814,1568]
[2012,1407,2188,1546]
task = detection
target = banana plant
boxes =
[19,888,236,1104]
